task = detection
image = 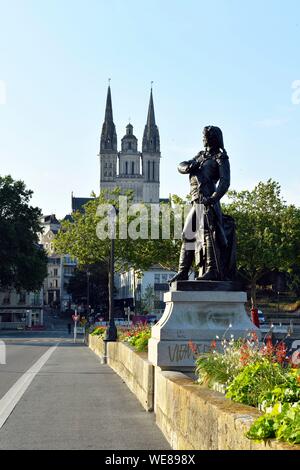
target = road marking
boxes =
[0,344,58,429]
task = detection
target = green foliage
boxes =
[140,284,157,314]
[247,403,300,444]
[90,326,106,337]
[195,340,245,387]
[223,179,300,306]
[67,263,108,310]
[195,333,265,388]
[226,361,288,407]
[0,175,47,291]
[120,324,151,352]
[259,369,300,409]
[54,189,184,274]
[194,333,300,445]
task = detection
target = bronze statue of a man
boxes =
[170,126,236,283]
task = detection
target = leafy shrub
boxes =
[259,369,300,410]
[120,323,151,352]
[195,332,271,388]
[226,361,289,407]
[193,330,300,445]
[247,402,300,444]
[90,326,106,338]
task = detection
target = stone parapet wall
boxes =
[154,369,299,451]
[107,341,154,412]
[88,335,106,362]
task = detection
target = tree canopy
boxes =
[223,179,300,306]
[54,188,185,275]
[0,175,47,291]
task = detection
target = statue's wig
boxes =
[203,126,224,151]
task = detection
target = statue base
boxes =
[148,281,261,371]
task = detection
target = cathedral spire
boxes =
[142,87,160,153]
[104,84,113,122]
[100,84,117,152]
[146,87,156,127]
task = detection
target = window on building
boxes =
[19,291,26,304]
[153,161,155,180]
[105,162,108,168]
[125,161,128,175]
[54,268,58,276]
[148,160,151,180]
[128,142,132,150]
[131,162,134,174]
[2,293,10,305]
[54,280,58,288]
[154,274,160,283]
[161,274,168,283]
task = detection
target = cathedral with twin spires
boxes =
[99,85,161,203]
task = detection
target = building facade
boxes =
[0,289,43,329]
[115,267,176,317]
[99,86,160,203]
[39,214,76,311]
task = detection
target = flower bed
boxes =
[193,333,300,445]
[118,323,151,352]
[90,325,107,338]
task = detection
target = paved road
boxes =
[0,331,169,450]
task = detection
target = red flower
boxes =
[260,335,274,358]
[188,340,198,354]
[250,331,258,343]
[210,340,217,350]
[275,342,287,364]
[239,343,250,366]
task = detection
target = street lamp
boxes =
[86,270,91,314]
[104,206,117,342]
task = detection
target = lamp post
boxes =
[86,270,91,315]
[105,207,117,342]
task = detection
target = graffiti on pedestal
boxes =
[168,342,210,363]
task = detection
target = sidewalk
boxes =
[0,339,170,450]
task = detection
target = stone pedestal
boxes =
[148,282,261,371]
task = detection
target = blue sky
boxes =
[0,0,300,217]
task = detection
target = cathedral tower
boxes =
[142,88,160,203]
[99,85,118,193]
[117,123,143,202]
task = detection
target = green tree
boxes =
[140,284,158,314]
[223,180,300,307]
[67,263,109,311]
[54,189,165,277]
[0,175,47,291]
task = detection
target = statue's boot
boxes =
[197,234,219,281]
[169,246,194,284]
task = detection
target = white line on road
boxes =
[0,344,59,429]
